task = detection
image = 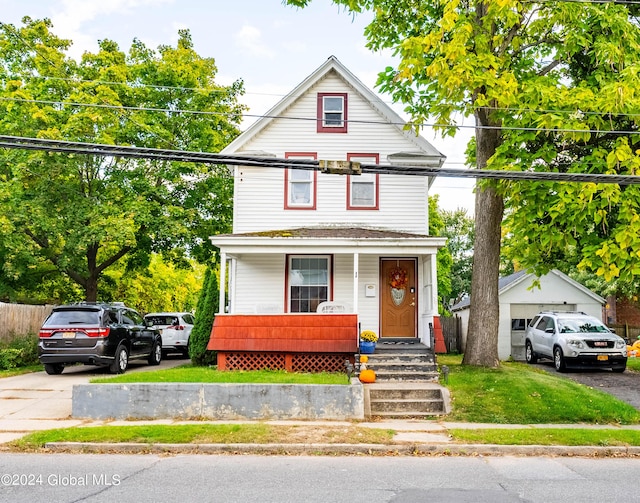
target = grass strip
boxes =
[449,428,640,446]
[437,355,640,424]
[11,424,394,450]
[91,367,349,385]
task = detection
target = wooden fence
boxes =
[0,302,54,341]
[610,324,640,343]
[440,316,462,353]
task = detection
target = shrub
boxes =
[189,266,219,366]
[0,334,39,369]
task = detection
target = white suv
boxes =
[143,312,195,358]
[525,311,627,372]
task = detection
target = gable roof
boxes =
[222,55,445,172]
[451,269,605,311]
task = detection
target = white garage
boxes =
[451,269,605,361]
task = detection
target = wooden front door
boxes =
[380,258,417,338]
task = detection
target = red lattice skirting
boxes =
[218,352,353,372]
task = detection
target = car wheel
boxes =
[181,341,191,359]
[110,345,129,374]
[525,341,537,364]
[553,346,566,372]
[44,363,64,375]
[148,341,162,365]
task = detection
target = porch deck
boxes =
[207,313,359,372]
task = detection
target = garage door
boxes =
[510,304,576,360]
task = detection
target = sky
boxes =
[1,0,476,213]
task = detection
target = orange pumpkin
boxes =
[359,355,369,363]
[359,369,376,383]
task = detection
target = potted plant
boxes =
[359,330,378,354]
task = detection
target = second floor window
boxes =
[285,153,317,209]
[347,154,379,209]
[317,93,348,133]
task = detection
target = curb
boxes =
[40,442,640,457]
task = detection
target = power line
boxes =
[18,75,640,121]
[1,96,639,136]
[1,134,640,185]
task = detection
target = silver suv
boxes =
[525,311,627,372]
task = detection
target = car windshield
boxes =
[146,316,179,326]
[44,310,101,326]
[558,318,610,334]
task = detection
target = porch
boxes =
[207,313,359,372]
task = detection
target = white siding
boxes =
[232,72,431,235]
[233,255,285,314]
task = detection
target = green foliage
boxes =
[0,19,242,302]
[189,266,219,365]
[103,254,205,313]
[440,206,475,306]
[0,334,39,370]
[429,195,453,313]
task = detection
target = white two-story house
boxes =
[207,56,446,372]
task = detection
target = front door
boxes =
[380,258,417,338]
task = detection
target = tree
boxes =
[441,207,475,306]
[286,0,640,366]
[428,195,452,313]
[189,266,219,366]
[103,254,205,314]
[0,18,243,301]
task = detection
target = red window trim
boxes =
[284,152,317,210]
[347,153,379,210]
[317,93,348,133]
[284,254,334,313]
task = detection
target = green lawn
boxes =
[437,354,640,424]
[91,366,349,384]
[13,424,394,449]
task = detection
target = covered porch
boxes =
[207,227,446,371]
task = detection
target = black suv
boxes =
[38,303,162,375]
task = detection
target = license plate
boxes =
[597,355,608,361]
[62,332,76,339]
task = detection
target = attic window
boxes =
[317,93,348,133]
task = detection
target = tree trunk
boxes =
[462,112,504,367]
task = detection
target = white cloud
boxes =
[234,24,275,59]
[49,0,173,58]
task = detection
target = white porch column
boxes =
[430,253,439,315]
[229,257,237,314]
[353,252,359,313]
[218,251,227,315]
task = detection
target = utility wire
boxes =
[18,75,640,121]
[1,134,640,185]
[1,97,638,136]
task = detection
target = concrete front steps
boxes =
[359,338,450,418]
[364,382,451,419]
[364,338,439,382]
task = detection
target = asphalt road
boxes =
[532,360,640,410]
[2,453,640,503]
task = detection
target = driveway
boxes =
[532,361,640,411]
[0,355,187,442]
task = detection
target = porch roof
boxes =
[209,226,446,255]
